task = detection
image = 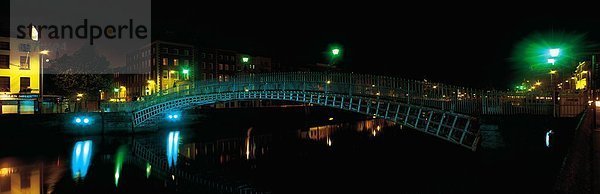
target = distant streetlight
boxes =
[327,45,342,67]
[182,69,189,80]
[242,57,249,63]
[547,58,556,65]
[549,48,560,57]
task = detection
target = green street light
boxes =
[182,69,189,74]
[332,48,340,56]
[113,88,119,92]
[547,58,556,65]
[549,48,560,57]
[242,57,249,63]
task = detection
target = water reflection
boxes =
[245,127,254,160]
[299,119,394,146]
[114,145,127,187]
[167,131,180,168]
[71,140,92,181]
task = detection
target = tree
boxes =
[45,45,113,98]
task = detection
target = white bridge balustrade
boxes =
[106,72,566,151]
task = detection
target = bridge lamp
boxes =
[242,57,249,63]
[326,80,331,84]
[182,69,189,74]
[74,116,92,125]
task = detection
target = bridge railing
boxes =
[102,72,566,116]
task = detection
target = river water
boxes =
[0,107,571,193]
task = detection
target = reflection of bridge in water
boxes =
[103,72,574,151]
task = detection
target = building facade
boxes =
[197,48,237,82]
[0,37,41,114]
[124,41,195,100]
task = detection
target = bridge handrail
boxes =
[103,72,498,113]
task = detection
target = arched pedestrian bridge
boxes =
[104,72,484,151]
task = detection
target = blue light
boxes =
[173,114,178,119]
[83,118,90,124]
[168,115,173,119]
[166,131,180,168]
[72,140,93,180]
[75,118,82,123]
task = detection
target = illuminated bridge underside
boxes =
[106,73,483,150]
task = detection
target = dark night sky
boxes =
[151,4,600,89]
[4,2,600,89]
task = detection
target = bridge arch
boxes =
[104,72,481,150]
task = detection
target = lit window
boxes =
[162,58,168,65]
[174,59,178,66]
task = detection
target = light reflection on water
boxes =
[71,140,92,181]
[0,118,398,193]
[166,131,180,168]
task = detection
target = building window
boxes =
[19,44,31,52]
[209,63,214,69]
[202,53,206,58]
[209,73,213,79]
[20,77,30,92]
[171,49,179,54]
[202,73,206,80]
[161,48,168,53]
[184,59,189,66]
[20,171,31,188]
[202,62,206,69]
[184,50,189,56]
[0,42,9,50]
[174,59,179,66]
[219,55,223,60]
[162,70,168,78]
[0,176,10,192]
[218,64,223,70]
[20,56,30,69]
[0,55,8,69]
[218,74,223,82]
[224,64,229,71]
[162,58,168,65]
[209,54,213,59]
[0,76,9,92]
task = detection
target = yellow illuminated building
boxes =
[0,37,41,114]
[0,166,42,194]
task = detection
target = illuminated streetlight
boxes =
[332,48,340,56]
[549,48,560,57]
[547,58,556,65]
